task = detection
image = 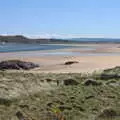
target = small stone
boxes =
[64,61,79,65]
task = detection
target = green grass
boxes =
[0,70,119,120]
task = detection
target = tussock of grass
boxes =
[0,69,119,120]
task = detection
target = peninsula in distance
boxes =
[1,35,120,44]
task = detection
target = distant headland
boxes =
[0,35,120,44]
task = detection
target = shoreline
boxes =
[0,43,120,73]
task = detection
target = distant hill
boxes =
[0,35,120,44]
[0,35,72,44]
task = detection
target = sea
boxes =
[0,42,97,52]
[0,41,119,56]
[0,43,75,52]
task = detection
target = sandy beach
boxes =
[0,43,120,73]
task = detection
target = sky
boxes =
[0,0,120,38]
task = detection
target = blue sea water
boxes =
[0,43,75,52]
[0,43,120,56]
[0,42,97,53]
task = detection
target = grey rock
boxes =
[64,61,79,65]
[0,60,39,70]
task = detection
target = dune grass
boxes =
[0,70,119,120]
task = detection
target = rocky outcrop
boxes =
[100,74,120,80]
[101,66,120,80]
[0,60,39,70]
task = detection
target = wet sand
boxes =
[0,43,120,73]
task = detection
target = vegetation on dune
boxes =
[0,67,120,120]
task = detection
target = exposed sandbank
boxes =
[0,43,120,73]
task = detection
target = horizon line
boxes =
[1,34,120,39]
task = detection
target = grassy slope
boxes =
[0,71,120,120]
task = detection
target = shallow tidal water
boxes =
[0,43,120,56]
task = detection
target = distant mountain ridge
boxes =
[0,35,120,43]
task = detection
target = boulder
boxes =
[100,73,120,80]
[0,60,39,70]
[100,66,120,80]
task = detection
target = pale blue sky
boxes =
[0,0,120,38]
